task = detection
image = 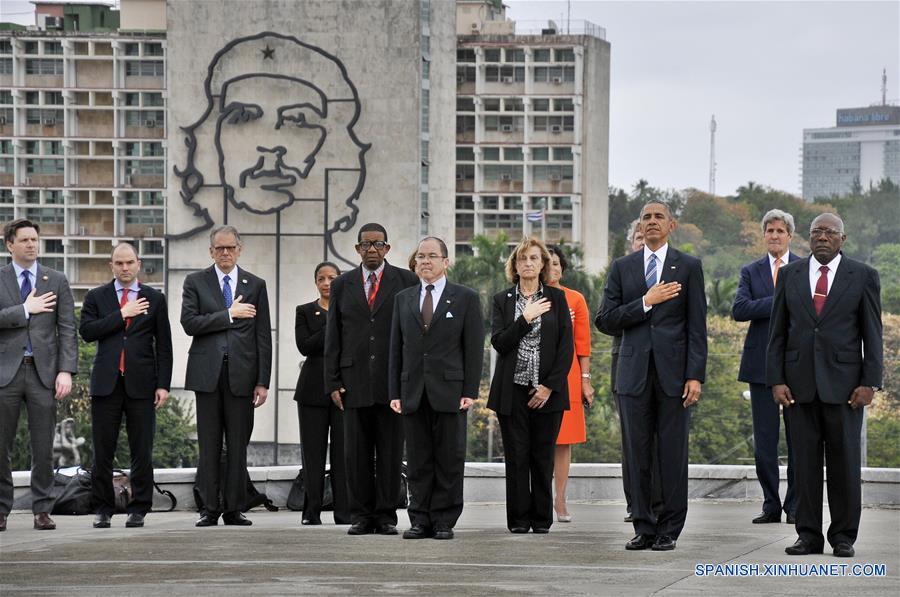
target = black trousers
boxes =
[786,396,863,548]
[343,403,404,526]
[613,389,663,515]
[298,402,350,523]
[620,356,691,539]
[195,360,251,514]
[497,384,563,531]
[90,376,155,515]
[404,395,467,529]
[749,382,796,517]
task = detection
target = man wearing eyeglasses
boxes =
[325,223,418,535]
[767,212,882,558]
[181,225,272,527]
[388,237,484,540]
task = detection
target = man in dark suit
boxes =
[733,209,799,525]
[181,225,272,527]
[389,237,484,540]
[79,243,173,529]
[325,222,418,535]
[767,212,882,558]
[598,201,707,552]
[0,219,77,532]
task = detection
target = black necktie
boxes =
[422,284,434,328]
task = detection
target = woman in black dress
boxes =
[294,261,349,525]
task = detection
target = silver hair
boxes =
[761,209,795,235]
[209,225,242,246]
[810,212,844,234]
[625,218,641,244]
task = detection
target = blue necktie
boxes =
[20,271,33,354]
[222,275,233,308]
[645,254,658,289]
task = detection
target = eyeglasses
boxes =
[212,245,239,254]
[809,228,842,238]
[415,253,446,262]
[358,240,387,250]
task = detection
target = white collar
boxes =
[114,279,140,294]
[810,252,841,272]
[215,264,239,283]
[643,243,669,265]
[12,261,38,279]
[421,275,447,293]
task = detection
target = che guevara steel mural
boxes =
[172,32,370,265]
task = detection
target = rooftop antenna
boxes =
[882,68,887,106]
[709,115,717,196]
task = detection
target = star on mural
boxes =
[261,45,275,59]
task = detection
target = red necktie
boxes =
[119,288,131,373]
[813,265,828,316]
[367,272,377,309]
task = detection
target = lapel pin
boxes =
[242,279,248,284]
[315,311,321,316]
[446,299,451,303]
[670,266,676,269]
[42,275,49,281]
[507,292,512,297]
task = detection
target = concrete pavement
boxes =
[1,501,898,596]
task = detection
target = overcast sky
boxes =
[506,0,900,196]
[3,0,898,196]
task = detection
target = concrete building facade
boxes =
[454,1,610,272]
[164,0,456,462]
[802,104,900,200]
[0,1,166,302]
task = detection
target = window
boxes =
[531,147,550,161]
[124,93,141,107]
[484,115,523,132]
[457,48,476,63]
[44,239,64,253]
[532,165,573,181]
[24,190,40,203]
[24,41,39,55]
[505,196,523,210]
[554,48,575,62]
[455,213,474,229]
[0,107,11,123]
[125,61,164,77]
[483,164,523,181]
[25,109,63,125]
[43,141,62,155]
[456,114,476,133]
[46,190,63,204]
[532,98,550,112]
[503,98,524,112]
[553,196,573,210]
[481,147,500,160]
[456,147,475,161]
[25,159,64,174]
[420,88,429,132]
[124,209,164,225]
[25,59,63,75]
[0,40,12,54]
[483,98,502,112]
[456,65,476,83]
[506,48,525,62]
[124,43,141,56]
[483,48,501,62]
[143,142,163,157]
[456,164,474,182]
[120,191,140,206]
[553,98,574,111]
[552,147,573,161]
[455,195,474,210]
[44,91,64,105]
[25,207,64,224]
[481,196,499,209]
[0,158,12,174]
[485,65,525,83]
[144,93,164,107]
[44,42,63,55]
[457,97,475,112]
[125,110,164,127]
[0,140,10,154]
[0,189,12,202]
[533,49,551,62]
[144,191,163,205]
[483,213,523,230]
[0,59,12,75]
[25,91,40,105]
[533,66,575,83]
[144,43,164,56]
[533,115,574,132]
[125,159,164,176]
[143,240,164,254]
[0,90,11,105]
[503,147,523,161]
[25,141,40,154]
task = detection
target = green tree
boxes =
[872,243,900,314]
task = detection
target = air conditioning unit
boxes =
[500,173,512,181]
[501,76,514,84]
[552,76,564,84]
[500,123,514,132]
[43,118,56,126]
[549,173,562,182]
[550,124,563,133]
[144,120,156,128]
[470,22,480,32]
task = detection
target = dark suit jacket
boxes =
[597,247,707,397]
[79,281,173,399]
[180,265,272,396]
[732,252,800,384]
[487,284,573,415]
[293,299,329,406]
[766,254,882,403]
[389,281,484,414]
[324,261,419,408]
[0,263,77,389]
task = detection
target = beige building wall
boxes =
[120,0,166,31]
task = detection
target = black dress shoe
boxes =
[222,512,252,526]
[93,513,112,529]
[347,521,373,535]
[625,534,656,550]
[532,527,550,534]
[375,523,398,535]
[786,512,796,525]
[752,511,781,524]
[433,525,454,540]
[785,538,824,555]
[651,535,676,551]
[301,513,322,525]
[509,526,529,534]
[402,525,433,539]
[624,514,634,523]
[196,512,220,527]
[125,513,145,528]
[833,542,855,558]
[0,513,7,532]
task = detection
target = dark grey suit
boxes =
[181,265,272,514]
[0,263,77,514]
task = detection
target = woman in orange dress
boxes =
[546,245,593,522]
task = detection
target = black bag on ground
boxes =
[193,462,277,512]
[286,468,305,512]
[51,468,93,515]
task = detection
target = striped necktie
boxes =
[645,254,658,289]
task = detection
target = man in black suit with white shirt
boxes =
[79,242,172,529]
[598,201,707,552]
[181,225,272,527]
[389,237,484,540]
[767,212,882,558]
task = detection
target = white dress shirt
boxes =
[418,275,447,311]
[809,253,842,297]
[215,264,239,298]
[642,243,669,311]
